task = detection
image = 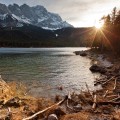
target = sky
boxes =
[0,0,120,27]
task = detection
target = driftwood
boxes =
[113,78,117,90]
[102,76,115,85]
[7,107,11,114]
[68,92,71,100]
[85,82,93,99]
[22,96,67,120]
[92,94,97,109]
[94,79,106,84]
[89,100,120,106]
[66,92,74,111]
[108,96,120,102]
[85,82,90,93]
[66,92,82,112]
[103,90,109,98]
[106,95,118,98]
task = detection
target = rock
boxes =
[73,104,82,111]
[54,107,66,116]
[48,114,58,120]
[89,64,106,74]
[74,51,87,56]
[80,52,87,57]
[100,68,107,74]
[74,51,80,55]
[47,107,66,119]
[23,105,29,111]
[90,64,101,72]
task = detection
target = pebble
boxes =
[73,104,82,111]
[48,114,58,120]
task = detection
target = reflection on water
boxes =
[0,48,100,98]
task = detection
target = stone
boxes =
[74,51,80,55]
[80,52,87,57]
[90,64,101,72]
[54,107,66,116]
[73,104,82,111]
[100,68,107,74]
[89,64,106,74]
[48,114,58,120]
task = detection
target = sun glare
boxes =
[95,22,103,29]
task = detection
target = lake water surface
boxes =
[0,48,100,98]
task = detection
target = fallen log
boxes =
[22,96,68,120]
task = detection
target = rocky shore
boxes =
[0,49,120,120]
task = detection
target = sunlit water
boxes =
[0,48,100,98]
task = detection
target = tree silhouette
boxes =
[92,7,120,54]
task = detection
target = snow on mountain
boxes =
[0,14,24,27]
[12,14,31,24]
[0,3,73,29]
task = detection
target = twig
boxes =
[92,94,97,109]
[66,92,74,111]
[102,76,115,85]
[68,92,71,100]
[7,107,11,114]
[6,107,12,119]
[113,78,117,90]
[108,96,120,102]
[106,95,118,98]
[103,90,109,98]
[85,82,90,93]
[22,96,67,120]
[85,82,93,99]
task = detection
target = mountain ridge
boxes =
[0,3,73,29]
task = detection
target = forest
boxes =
[92,7,120,54]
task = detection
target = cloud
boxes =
[0,0,120,27]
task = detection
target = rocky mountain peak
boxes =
[0,3,11,14]
[0,3,73,29]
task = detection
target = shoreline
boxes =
[0,49,120,120]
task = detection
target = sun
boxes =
[94,22,103,29]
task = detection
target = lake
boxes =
[0,48,100,98]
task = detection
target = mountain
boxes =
[0,3,93,48]
[0,3,73,29]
